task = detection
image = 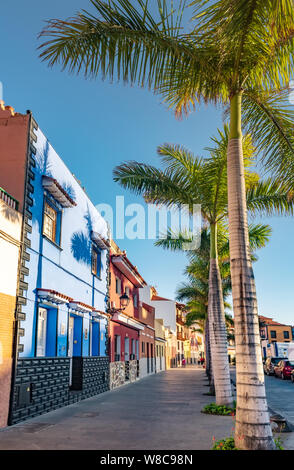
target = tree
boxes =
[113,127,294,408]
[39,0,294,449]
[158,223,272,395]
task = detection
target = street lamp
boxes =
[119,292,130,310]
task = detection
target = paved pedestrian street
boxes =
[0,367,234,450]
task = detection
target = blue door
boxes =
[73,316,83,356]
[91,321,100,356]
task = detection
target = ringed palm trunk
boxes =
[227,93,275,450]
[205,316,215,394]
[208,223,233,406]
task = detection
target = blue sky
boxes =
[1,1,294,324]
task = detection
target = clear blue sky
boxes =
[1,1,294,324]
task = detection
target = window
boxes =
[115,335,121,361]
[270,330,277,339]
[43,202,57,242]
[136,340,139,360]
[125,286,130,297]
[142,341,145,353]
[91,247,101,277]
[36,307,57,357]
[36,308,47,357]
[131,339,135,360]
[125,337,130,361]
[116,278,122,295]
[284,331,290,339]
[133,293,138,308]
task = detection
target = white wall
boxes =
[140,285,177,333]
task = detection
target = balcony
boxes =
[177,332,188,341]
[176,314,185,326]
[0,187,18,211]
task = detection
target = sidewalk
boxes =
[0,367,235,450]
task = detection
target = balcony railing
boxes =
[0,187,19,211]
[176,314,185,325]
[177,332,188,341]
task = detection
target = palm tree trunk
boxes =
[227,93,275,450]
[208,222,233,406]
[205,316,215,394]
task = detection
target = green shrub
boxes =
[202,401,236,416]
[274,437,284,450]
[212,437,237,450]
[212,436,284,450]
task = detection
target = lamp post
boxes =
[107,291,130,313]
[119,292,130,310]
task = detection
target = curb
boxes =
[230,376,293,433]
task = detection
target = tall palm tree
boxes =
[113,127,294,409]
[159,223,272,395]
[39,0,294,449]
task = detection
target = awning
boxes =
[92,309,110,320]
[68,301,93,314]
[111,255,145,287]
[91,231,110,250]
[42,175,77,208]
[112,312,145,331]
[37,289,73,305]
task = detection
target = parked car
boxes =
[273,360,294,380]
[264,357,284,376]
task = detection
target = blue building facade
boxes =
[9,115,110,424]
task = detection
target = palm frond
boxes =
[38,0,198,91]
[242,88,294,184]
[246,178,294,216]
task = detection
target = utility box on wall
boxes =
[17,383,31,407]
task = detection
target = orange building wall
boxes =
[0,292,16,427]
[0,105,29,211]
[267,325,293,343]
[109,259,140,319]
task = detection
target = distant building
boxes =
[154,319,166,373]
[140,286,179,368]
[176,303,190,365]
[259,315,294,358]
[108,240,147,388]
[0,187,22,427]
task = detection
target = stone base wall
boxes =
[128,360,138,382]
[110,361,125,390]
[10,356,109,425]
[110,360,139,390]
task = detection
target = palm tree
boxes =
[159,223,272,395]
[38,0,294,449]
[113,127,294,409]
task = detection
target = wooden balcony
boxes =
[176,314,185,326]
[177,332,188,341]
[0,187,19,210]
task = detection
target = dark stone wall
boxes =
[10,356,109,425]
[71,357,109,398]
